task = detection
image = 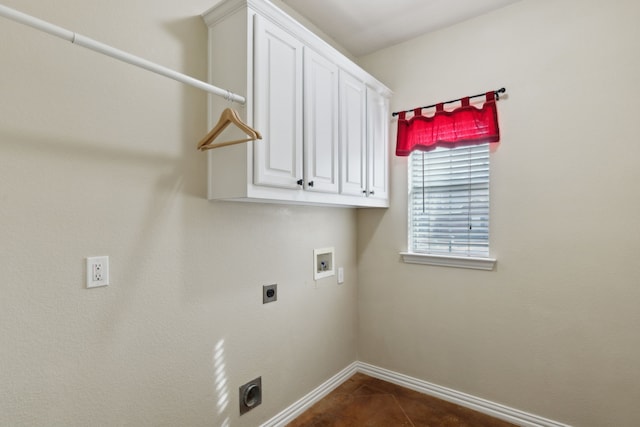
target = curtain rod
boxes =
[0,4,246,104]
[392,87,506,117]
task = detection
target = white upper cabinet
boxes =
[202,0,391,207]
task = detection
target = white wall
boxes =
[357,1,640,426]
[0,1,357,426]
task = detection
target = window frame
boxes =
[401,143,496,271]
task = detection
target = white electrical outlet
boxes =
[86,256,109,288]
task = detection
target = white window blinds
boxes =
[409,143,490,257]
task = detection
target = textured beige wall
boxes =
[357,1,640,426]
[0,1,358,426]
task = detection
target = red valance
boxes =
[395,92,500,156]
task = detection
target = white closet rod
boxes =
[0,4,246,104]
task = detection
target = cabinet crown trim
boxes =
[202,0,392,97]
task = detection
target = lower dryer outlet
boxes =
[239,377,262,415]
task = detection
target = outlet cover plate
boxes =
[263,284,277,304]
[239,376,262,415]
[86,256,109,288]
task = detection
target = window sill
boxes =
[400,252,496,271]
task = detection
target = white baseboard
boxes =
[357,362,572,427]
[262,361,571,427]
[260,362,359,427]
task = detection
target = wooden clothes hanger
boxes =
[198,108,262,151]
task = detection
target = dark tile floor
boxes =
[286,373,517,427]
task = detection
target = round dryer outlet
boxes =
[239,377,262,415]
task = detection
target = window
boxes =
[402,143,496,270]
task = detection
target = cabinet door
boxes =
[339,70,367,197]
[253,15,304,189]
[303,48,339,194]
[366,87,389,200]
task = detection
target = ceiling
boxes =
[280,0,522,56]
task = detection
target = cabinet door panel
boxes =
[339,71,366,197]
[304,48,339,194]
[254,15,303,189]
[367,87,389,200]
